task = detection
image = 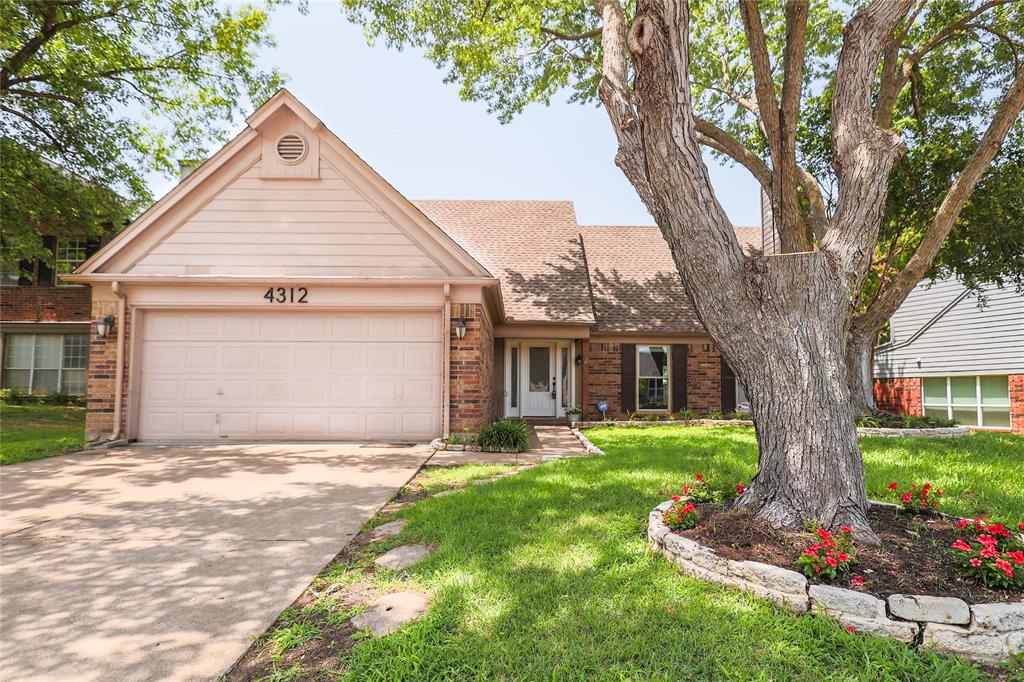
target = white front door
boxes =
[523,343,556,416]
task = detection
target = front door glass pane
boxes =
[510,347,519,408]
[561,348,569,408]
[529,347,549,392]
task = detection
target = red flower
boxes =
[837,552,850,562]
[995,559,1015,578]
[888,482,899,490]
[956,519,971,530]
[681,503,696,514]
[1018,522,1024,531]
[901,492,912,504]
[671,495,681,502]
[816,528,833,542]
[980,546,999,558]
[839,525,852,534]
[951,539,972,552]
[969,558,982,567]
[695,474,704,481]
[985,523,1010,538]
[814,566,822,574]
[682,485,690,495]
[850,576,865,588]
[978,534,998,547]
[845,625,856,633]
[936,490,943,496]
[735,484,746,495]
[825,557,838,568]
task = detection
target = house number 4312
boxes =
[264,287,308,304]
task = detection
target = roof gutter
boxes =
[874,287,973,354]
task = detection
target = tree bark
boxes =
[846,331,879,416]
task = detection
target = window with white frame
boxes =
[637,345,669,411]
[2,334,88,394]
[922,375,1010,429]
[55,238,88,285]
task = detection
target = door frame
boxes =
[503,338,576,419]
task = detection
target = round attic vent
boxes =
[276,133,307,163]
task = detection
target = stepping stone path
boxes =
[375,543,433,570]
[370,519,406,540]
[351,590,431,636]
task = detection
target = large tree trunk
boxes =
[846,331,879,416]
[724,254,875,541]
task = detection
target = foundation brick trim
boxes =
[874,377,923,415]
[449,303,494,433]
[649,499,1023,663]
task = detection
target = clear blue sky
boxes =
[151,1,762,227]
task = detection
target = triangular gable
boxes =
[76,89,490,279]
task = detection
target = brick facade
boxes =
[873,377,923,416]
[1010,374,1024,435]
[583,340,723,419]
[584,342,622,420]
[84,299,129,440]
[449,303,494,433]
[0,285,91,322]
[686,343,722,414]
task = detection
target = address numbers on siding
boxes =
[263,287,309,304]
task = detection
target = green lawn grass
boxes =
[0,404,86,465]
[263,426,1023,681]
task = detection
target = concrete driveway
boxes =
[0,442,432,681]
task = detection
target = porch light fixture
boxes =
[454,317,467,340]
[575,354,583,365]
[96,315,116,338]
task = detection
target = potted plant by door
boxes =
[566,405,583,426]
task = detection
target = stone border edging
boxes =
[429,438,522,454]
[648,499,1023,664]
[577,421,971,438]
[570,427,605,455]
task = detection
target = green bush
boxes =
[478,418,530,452]
[0,389,85,407]
[856,412,957,429]
[446,428,479,446]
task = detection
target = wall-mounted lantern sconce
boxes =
[454,317,467,340]
[96,315,116,338]
[702,344,711,353]
[575,354,583,365]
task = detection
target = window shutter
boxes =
[671,344,688,411]
[37,236,57,286]
[17,259,34,286]
[720,357,736,413]
[620,343,636,413]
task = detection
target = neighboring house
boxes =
[873,277,1024,433]
[0,236,103,396]
[65,90,762,442]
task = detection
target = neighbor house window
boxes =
[55,238,88,285]
[2,334,88,394]
[922,375,1010,428]
[637,345,669,411]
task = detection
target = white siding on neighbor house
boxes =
[128,161,448,277]
[874,277,1024,378]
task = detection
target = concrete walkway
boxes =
[427,425,587,466]
[0,442,432,682]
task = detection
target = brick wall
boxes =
[0,286,91,322]
[84,300,129,440]
[686,343,722,414]
[873,377,923,416]
[1010,374,1024,434]
[585,342,621,419]
[449,303,494,433]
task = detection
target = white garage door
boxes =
[137,310,442,441]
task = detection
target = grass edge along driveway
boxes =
[0,404,85,465]
[251,426,1022,681]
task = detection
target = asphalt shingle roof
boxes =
[414,200,761,333]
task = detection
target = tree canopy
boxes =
[1,0,286,271]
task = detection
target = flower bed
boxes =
[648,500,1024,664]
[576,421,972,437]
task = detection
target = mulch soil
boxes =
[679,503,1022,604]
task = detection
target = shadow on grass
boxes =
[337,429,995,681]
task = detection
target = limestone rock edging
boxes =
[648,499,1022,663]
[581,421,971,437]
[571,428,605,455]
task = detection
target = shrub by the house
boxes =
[477,418,529,452]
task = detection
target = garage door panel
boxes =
[138,310,442,440]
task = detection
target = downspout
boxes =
[110,281,127,441]
[442,283,451,437]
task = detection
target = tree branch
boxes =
[694,116,772,188]
[821,0,914,293]
[852,70,1024,337]
[4,87,82,105]
[540,26,602,41]
[0,104,66,152]
[778,0,811,251]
